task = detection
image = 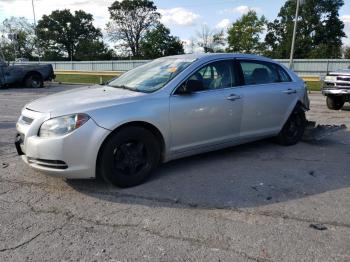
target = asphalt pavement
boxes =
[0,84,349,261]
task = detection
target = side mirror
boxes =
[177,79,203,95]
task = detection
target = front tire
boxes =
[326,96,344,110]
[277,105,306,146]
[98,127,161,188]
[25,74,43,88]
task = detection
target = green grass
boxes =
[55,74,116,84]
[306,81,322,92]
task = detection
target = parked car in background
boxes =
[15,58,30,62]
[0,59,55,88]
[322,68,350,110]
[15,53,309,187]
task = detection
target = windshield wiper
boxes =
[108,85,142,92]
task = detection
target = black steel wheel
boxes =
[277,105,306,146]
[326,96,344,110]
[98,126,160,187]
[25,74,43,88]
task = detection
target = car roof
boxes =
[165,53,276,63]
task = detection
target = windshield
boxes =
[108,58,195,93]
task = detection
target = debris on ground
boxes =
[309,223,328,231]
[308,170,316,177]
[251,186,258,191]
[303,122,347,142]
[2,162,9,168]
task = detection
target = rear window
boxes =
[239,60,279,85]
[275,65,292,82]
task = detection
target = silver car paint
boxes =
[16,53,308,179]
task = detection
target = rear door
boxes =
[237,59,298,138]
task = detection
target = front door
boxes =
[169,60,243,154]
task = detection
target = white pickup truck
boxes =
[322,69,350,110]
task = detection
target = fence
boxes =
[15,59,350,76]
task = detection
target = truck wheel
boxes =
[326,96,344,110]
[277,105,306,146]
[97,126,161,188]
[25,74,43,88]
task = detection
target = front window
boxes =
[176,60,236,94]
[108,58,195,93]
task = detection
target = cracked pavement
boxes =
[1,84,350,261]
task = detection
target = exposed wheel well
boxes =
[96,121,166,177]
[23,71,43,83]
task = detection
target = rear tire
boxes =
[98,127,160,188]
[326,96,344,110]
[25,74,43,88]
[277,105,306,146]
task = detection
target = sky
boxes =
[0,0,349,48]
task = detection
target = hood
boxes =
[26,85,145,117]
[329,69,350,76]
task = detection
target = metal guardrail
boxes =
[16,59,350,76]
[55,70,123,76]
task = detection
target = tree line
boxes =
[0,0,349,61]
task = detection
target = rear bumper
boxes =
[16,112,110,179]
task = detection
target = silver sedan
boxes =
[15,54,310,187]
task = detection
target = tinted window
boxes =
[182,60,236,92]
[239,60,279,85]
[276,65,292,82]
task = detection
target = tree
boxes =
[196,24,225,53]
[107,0,160,57]
[227,10,267,54]
[37,9,102,60]
[140,23,184,58]
[345,47,350,59]
[75,40,115,61]
[0,17,36,61]
[265,0,345,59]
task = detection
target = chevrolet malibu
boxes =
[15,54,309,187]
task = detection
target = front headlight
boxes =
[39,113,90,137]
[324,75,337,82]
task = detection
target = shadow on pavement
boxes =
[67,129,350,209]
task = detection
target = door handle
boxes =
[227,94,242,101]
[283,89,297,94]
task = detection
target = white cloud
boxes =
[182,38,203,54]
[0,0,115,30]
[221,5,262,15]
[216,19,230,29]
[341,15,350,45]
[159,7,200,27]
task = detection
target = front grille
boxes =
[338,83,350,87]
[324,82,335,88]
[337,76,350,82]
[27,158,68,170]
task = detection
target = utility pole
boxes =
[31,0,41,62]
[289,0,301,69]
